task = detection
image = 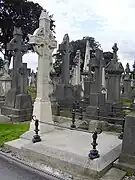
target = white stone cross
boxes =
[28,10,57,134]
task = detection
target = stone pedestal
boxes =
[29,100,54,133]
[0,75,11,107]
[1,89,32,121]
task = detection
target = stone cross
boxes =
[59,34,72,85]
[112,43,118,61]
[30,70,36,87]
[7,27,28,93]
[28,10,57,134]
[105,43,124,103]
[48,33,57,95]
[19,63,28,93]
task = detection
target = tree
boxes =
[53,37,100,76]
[0,0,56,65]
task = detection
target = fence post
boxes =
[79,107,83,120]
[32,117,41,143]
[71,102,76,128]
[88,128,102,160]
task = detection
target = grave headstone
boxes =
[118,114,135,166]
[25,10,57,134]
[0,55,11,106]
[55,34,74,107]
[105,43,124,112]
[1,27,32,121]
[123,63,132,100]
[86,48,106,117]
[81,39,92,103]
[71,50,82,100]
[30,70,36,87]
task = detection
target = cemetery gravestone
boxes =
[1,27,32,121]
[71,50,82,101]
[86,48,106,117]
[55,34,74,107]
[123,63,132,100]
[30,70,36,87]
[105,43,124,112]
[118,114,135,166]
[26,10,57,134]
[82,39,91,103]
[0,55,11,106]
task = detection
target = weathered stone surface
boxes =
[100,168,126,180]
[119,114,135,165]
[5,130,122,179]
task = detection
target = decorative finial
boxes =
[112,43,118,61]
[63,34,69,42]
[39,9,50,21]
[125,63,130,74]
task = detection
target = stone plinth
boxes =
[5,130,122,179]
[1,90,32,121]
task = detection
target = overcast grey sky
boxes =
[21,0,135,71]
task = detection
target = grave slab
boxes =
[5,130,122,179]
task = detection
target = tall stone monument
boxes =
[1,27,32,121]
[86,48,106,117]
[123,63,132,100]
[81,39,92,103]
[71,50,82,100]
[24,10,57,136]
[55,34,74,107]
[105,43,124,112]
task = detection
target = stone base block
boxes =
[85,106,99,120]
[1,92,33,122]
[5,130,122,179]
[29,100,54,134]
[1,106,32,122]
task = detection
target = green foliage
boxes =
[126,171,134,177]
[0,122,29,147]
[121,98,132,107]
[27,86,36,100]
[0,0,56,64]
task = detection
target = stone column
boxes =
[28,10,57,134]
[105,43,124,111]
[123,63,132,100]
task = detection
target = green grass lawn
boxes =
[0,122,29,147]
